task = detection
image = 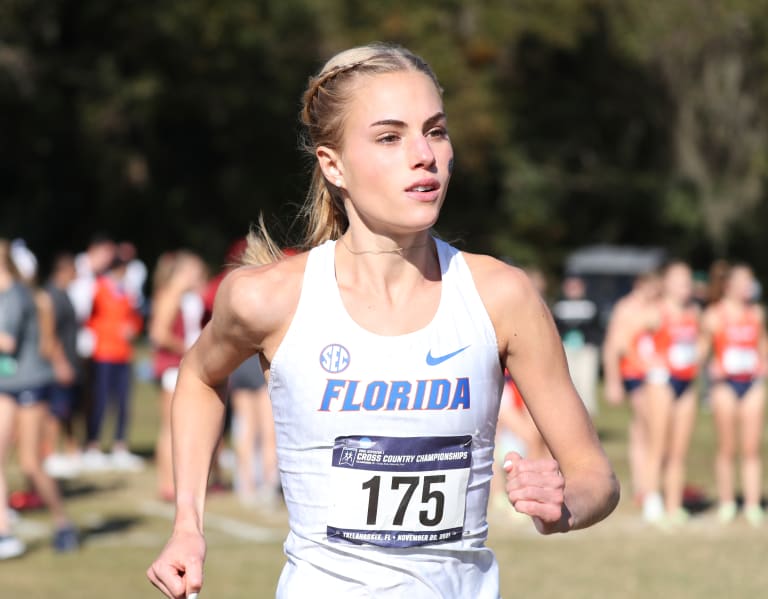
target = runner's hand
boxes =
[147,529,206,598]
[503,452,569,534]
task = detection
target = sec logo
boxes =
[320,344,350,374]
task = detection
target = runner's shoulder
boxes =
[460,251,541,314]
[214,251,308,332]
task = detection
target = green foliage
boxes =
[1,0,768,281]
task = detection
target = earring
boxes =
[336,179,343,187]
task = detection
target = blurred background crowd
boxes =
[0,234,280,559]
[1,232,765,561]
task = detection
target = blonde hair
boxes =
[152,251,179,292]
[152,250,205,292]
[243,43,442,266]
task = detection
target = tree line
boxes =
[2,0,767,282]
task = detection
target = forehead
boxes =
[344,70,444,126]
[730,267,752,281]
[667,264,690,277]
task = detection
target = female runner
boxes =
[148,43,619,598]
[602,272,660,513]
[702,264,766,526]
[644,261,701,524]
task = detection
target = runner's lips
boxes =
[405,179,441,193]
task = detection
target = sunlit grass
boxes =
[1,356,766,598]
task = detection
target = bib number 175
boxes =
[327,435,471,548]
[362,474,445,527]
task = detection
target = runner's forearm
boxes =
[171,364,227,533]
[564,465,620,531]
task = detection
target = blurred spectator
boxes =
[701,264,766,527]
[149,251,207,501]
[42,253,83,479]
[82,255,144,471]
[69,235,116,329]
[552,275,600,414]
[119,241,149,317]
[706,259,729,305]
[0,239,79,559]
[602,271,661,509]
[644,261,700,526]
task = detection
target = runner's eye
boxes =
[377,133,401,144]
[427,127,448,139]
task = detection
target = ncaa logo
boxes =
[338,447,357,467]
[320,344,350,374]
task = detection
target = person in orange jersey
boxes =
[82,255,144,471]
[643,262,701,525]
[603,271,661,513]
[702,264,767,526]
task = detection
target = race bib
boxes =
[723,347,758,376]
[668,343,696,370]
[327,435,472,548]
[646,367,670,385]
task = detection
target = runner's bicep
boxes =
[503,294,603,473]
[183,317,257,389]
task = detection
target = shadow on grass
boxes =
[80,514,145,543]
[682,485,714,515]
[60,478,129,500]
[682,490,768,516]
[129,446,156,460]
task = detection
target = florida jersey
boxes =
[268,238,504,598]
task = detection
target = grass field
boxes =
[2,364,767,598]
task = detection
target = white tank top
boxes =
[269,238,504,598]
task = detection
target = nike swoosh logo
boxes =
[426,345,471,366]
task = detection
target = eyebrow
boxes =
[369,112,446,130]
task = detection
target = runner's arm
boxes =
[171,266,276,534]
[148,265,284,598]
[474,258,619,533]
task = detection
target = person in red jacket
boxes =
[83,256,144,471]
